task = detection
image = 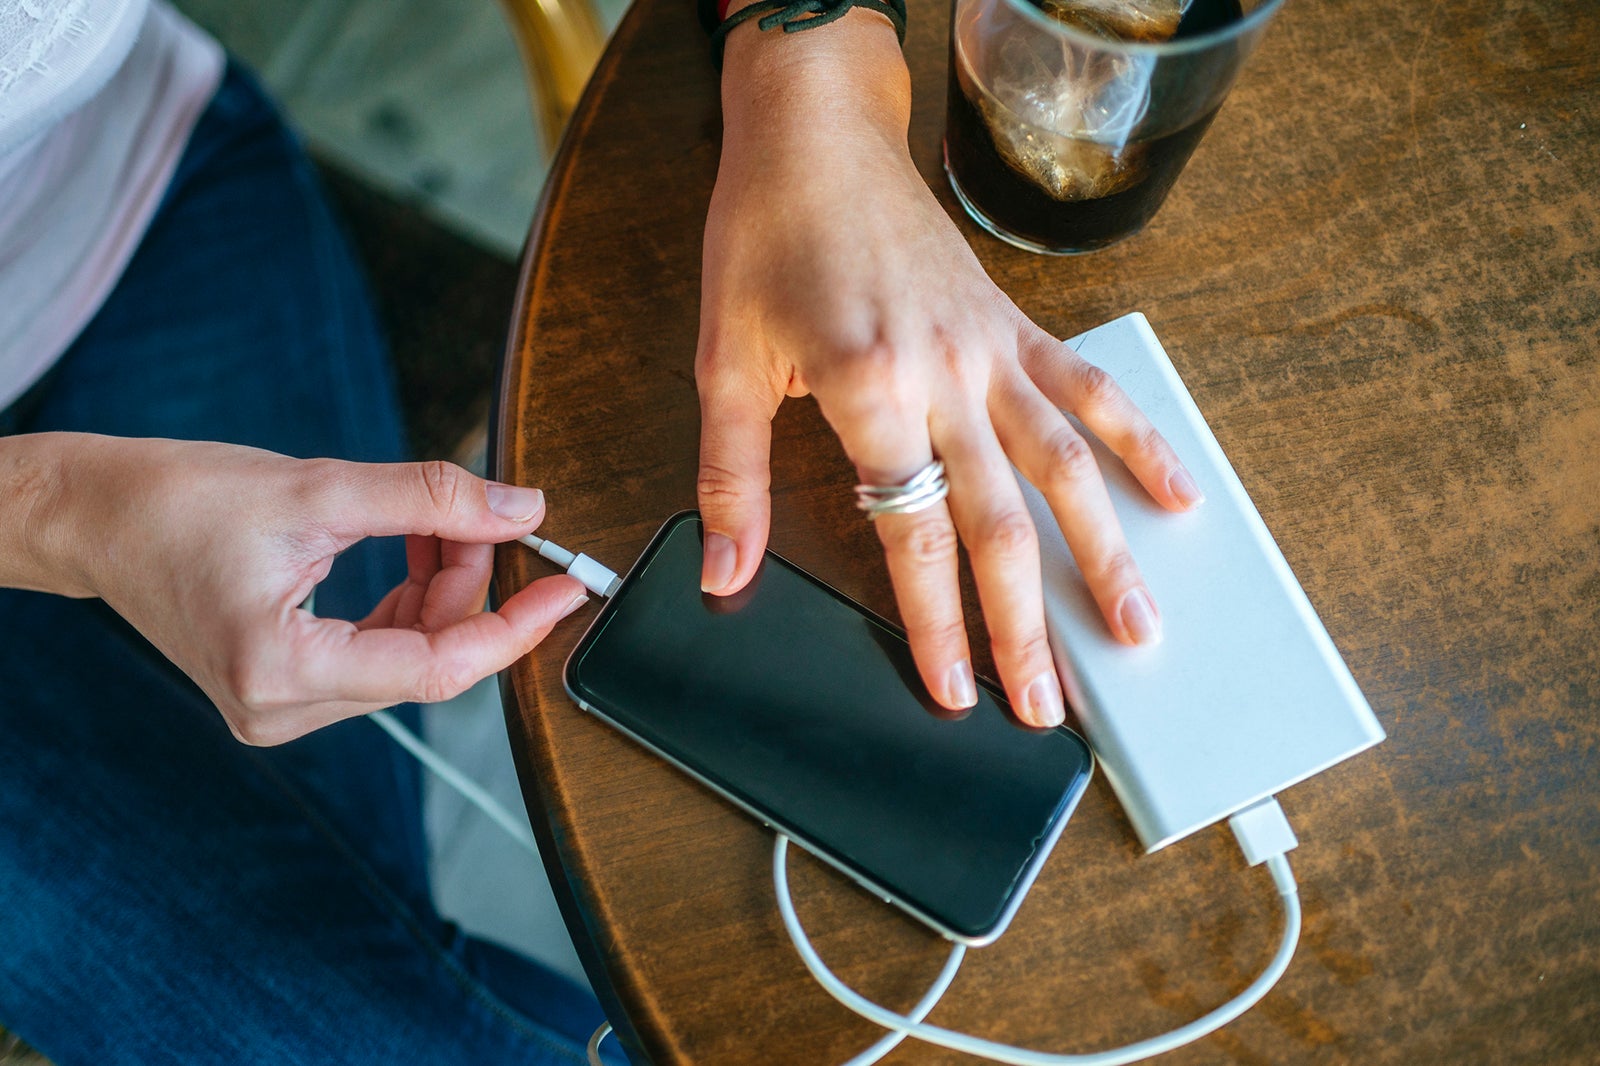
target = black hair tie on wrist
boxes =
[706,0,909,67]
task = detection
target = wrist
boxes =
[0,432,97,598]
[718,0,911,147]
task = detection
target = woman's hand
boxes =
[13,433,585,745]
[696,12,1202,726]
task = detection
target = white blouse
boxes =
[0,0,223,411]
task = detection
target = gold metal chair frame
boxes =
[496,0,608,155]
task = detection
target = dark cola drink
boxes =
[945,0,1245,254]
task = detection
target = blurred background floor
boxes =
[175,0,633,463]
[179,0,632,257]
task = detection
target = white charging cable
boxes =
[365,532,619,858]
[581,898,966,1066]
[360,532,624,1063]
[774,798,1302,1066]
[367,708,539,856]
[586,1021,613,1066]
[373,531,1303,1066]
[842,931,968,1066]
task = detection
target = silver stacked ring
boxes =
[854,460,949,519]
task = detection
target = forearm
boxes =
[0,432,94,597]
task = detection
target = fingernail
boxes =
[560,593,589,620]
[1119,588,1162,645]
[1168,468,1205,509]
[947,659,978,710]
[486,483,544,522]
[1023,673,1066,728]
[701,532,737,593]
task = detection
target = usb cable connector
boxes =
[519,533,621,598]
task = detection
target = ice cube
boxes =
[1040,0,1189,43]
[972,18,1157,200]
[988,27,1152,140]
[978,93,1147,200]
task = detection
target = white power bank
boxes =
[1021,313,1384,852]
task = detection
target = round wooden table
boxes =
[492,0,1600,1061]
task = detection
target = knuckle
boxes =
[220,713,258,745]
[1074,363,1122,411]
[219,661,300,746]
[221,638,310,746]
[229,713,300,748]
[286,457,340,512]
[814,339,940,435]
[850,338,905,384]
[693,338,727,380]
[1092,548,1142,592]
[695,347,760,401]
[941,335,996,393]
[297,456,344,486]
[998,630,1054,672]
[225,651,281,715]
[415,659,476,705]
[1040,428,1099,493]
[977,508,1038,561]
[696,459,765,507]
[912,616,970,654]
[822,339,908,404]
[1130,423,1169,460]
[891,517,960,567]
[416,460,470,518]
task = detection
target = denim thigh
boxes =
[0,64,605,1065]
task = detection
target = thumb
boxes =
[696,360,781,596]
[314,459,549,544]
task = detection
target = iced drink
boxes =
[945,0,1264,254]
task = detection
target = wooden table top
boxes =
[492,0,1599,1061]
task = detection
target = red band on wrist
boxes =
[718,0,735,18]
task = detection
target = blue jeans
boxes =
[0,65,611,1065]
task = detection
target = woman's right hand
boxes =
[694,8,1203,726]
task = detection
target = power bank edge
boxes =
[1034,313,1385,852]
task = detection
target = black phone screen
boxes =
[565,512,1092,941]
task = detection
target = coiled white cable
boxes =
[773,800,1302,1066]
[370,532,1304,1066]
[842,929,967,1066]
[579,880,967,1066]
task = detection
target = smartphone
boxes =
[564,511,1093,945]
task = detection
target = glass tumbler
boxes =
[945,0,1285,254]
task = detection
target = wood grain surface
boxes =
[492,0,1600,1061]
